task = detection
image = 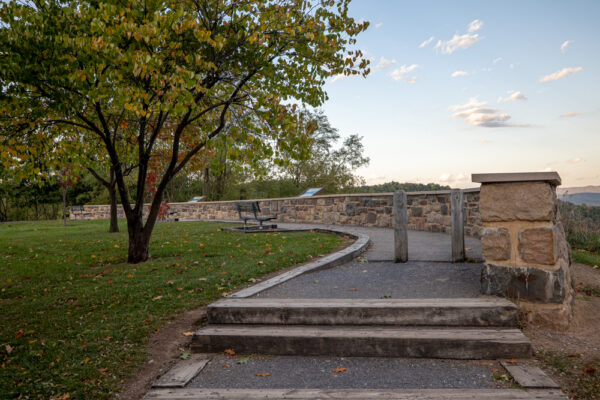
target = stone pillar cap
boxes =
[472,172,561,186]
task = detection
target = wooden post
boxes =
[394,190,408,263]
[451,189,465,262]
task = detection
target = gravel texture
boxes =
[254,261,483,299]
[188,354,503,389]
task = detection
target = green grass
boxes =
[573,249,600,267]
[0,220,343,399]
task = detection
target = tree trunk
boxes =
[127,224,151,263]
[108,167,119,233]
[108,183,119,233]
[61,187,67,226]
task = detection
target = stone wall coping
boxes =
[472,172,561,186]
[79,188,481,208]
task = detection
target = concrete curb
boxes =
[227,227,370,298]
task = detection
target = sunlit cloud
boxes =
[391,64,418,83]
[480,139,492,144]
[330,73,346,83]
[493,57,503,64]
[419,36,435,48]
[375,22,383,29]
[568,157,582,164]
[433,20,483,54]
[450,97,528,128]
[540,67,583,83]
[560,112,579,118]
[497,90,527,103]
[373,56,396,71]
[451,70,469,78]
[468,19,484,33]
[560,40,572,53]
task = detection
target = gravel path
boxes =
[188,354,503,390]
[254,261,483,299]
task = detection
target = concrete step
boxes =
[192,325,532,359]
[208,298,519,327]
[144,388,567,399]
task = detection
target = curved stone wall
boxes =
[70,188,482,237]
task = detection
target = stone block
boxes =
[518,227,556,265]
[480,263,567,303]
[367,212,376,224]
[482,228,511,261]
[480,182,555,222]
[411,207,423,217]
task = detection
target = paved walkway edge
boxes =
[144,388,568,399]
[227,227,370,299]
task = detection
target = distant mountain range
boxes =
[558,186,600,206]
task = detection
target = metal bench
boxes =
[69,205,90,219]
[235,201,277,231]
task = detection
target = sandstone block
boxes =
[518,227,556,265]
[480,182,555,222]
[482,228,511,261]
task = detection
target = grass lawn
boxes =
[0,220,343,399]
[573,249,600,267]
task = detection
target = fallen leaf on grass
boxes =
[567,353,581,358]
[584,366,597,375]
[348,288,358,292]
[16,330,24,339]
[331,368,347,373]
[5,345,12,354]
[256,372,271,377]
[180,352,191,360]
[50,394,70,400]
[224,349,236,356]
[152,296,163,301]
[222,364,231,368]
[237,357,250,365]
[182,331,194,337]
[506,359,517,364]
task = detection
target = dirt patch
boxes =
[573,262,600,290]
[524,263,600,399]
[115,307,207,400]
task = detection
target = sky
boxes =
[321,0,600,188]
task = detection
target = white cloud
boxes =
[451,70,469,78]
[568,157,582,164]
[433,20,483,54]
[419,36,435,48]
[449,97,528,128]
[493,57,503,64]
[497,90,527,103]
[560,40,572,53]
[434,33,482,54]
[330,73,346,83]
[375,22,383,29]
[540,67,583,82]
[560,112,579,118]
[480,139,492,144]
[373,56,396,71]
[468,19,484,33]
[390,64,419,83]
[439,173,469,185]
[509,63,515,69]
[449,97,487,112]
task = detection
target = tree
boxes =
[282,109,369,192]
[57,164,78,225]
[0,0,369,262]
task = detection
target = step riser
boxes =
[192,335,531,359]
[207,307,518,327]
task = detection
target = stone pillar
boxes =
[394,190,408,263]
[472,172,573,330]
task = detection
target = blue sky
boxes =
[322,0,600,188]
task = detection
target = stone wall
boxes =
[475,173,574,330]
[70,189,482,237]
